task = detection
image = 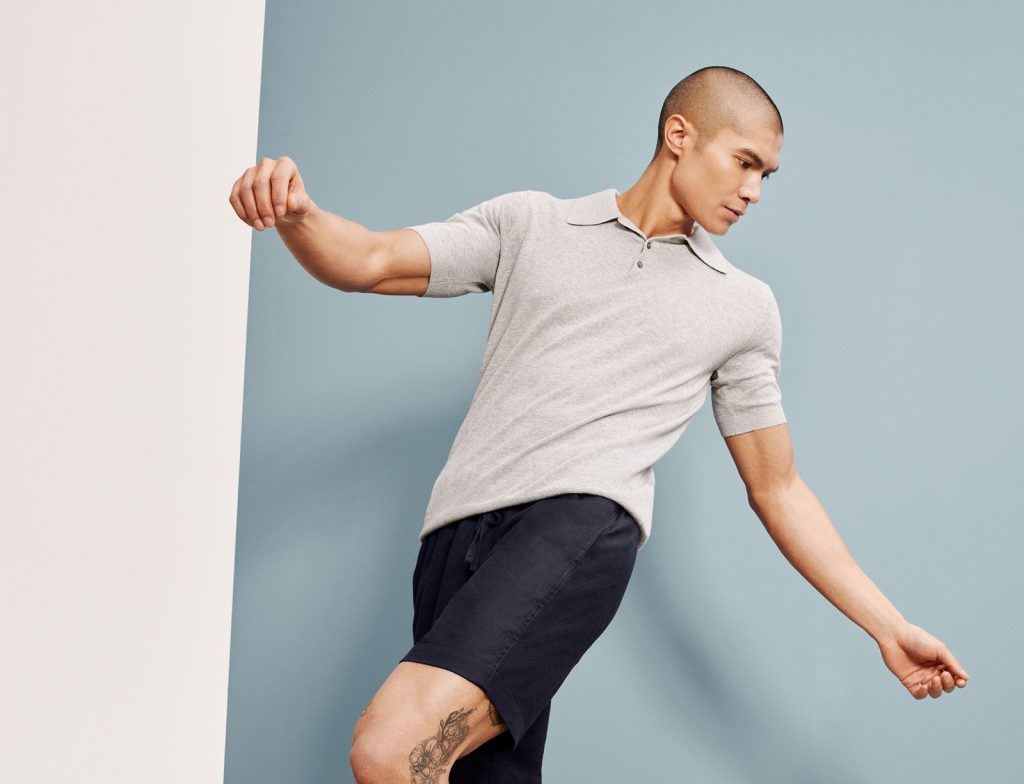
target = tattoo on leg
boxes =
[408,706,476,784]
[487,701,505,727]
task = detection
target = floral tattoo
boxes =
[408,706,475,784]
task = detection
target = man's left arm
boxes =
[723,422,971,700]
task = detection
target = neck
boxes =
[616,157,696,239]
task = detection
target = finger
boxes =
[270,163,292,219]
[253,158,277,228]
[940,670,955,693]
[238,169,262,229]
[933,665,968,689]
[938,646,970,682]
[928,674,942,699]
[912,681,928,700]
[228,177,250,224]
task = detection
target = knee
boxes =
[349,732,391,783]
[350,727,425,784]
[348,739,392,784]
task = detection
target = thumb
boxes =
[287,188,311,216]
[939,645,970,682]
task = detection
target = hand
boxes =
[229,156,315,231]
[877,622,970,700]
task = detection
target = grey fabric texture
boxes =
[405,188,786,549]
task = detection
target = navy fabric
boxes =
[400,492,640,783]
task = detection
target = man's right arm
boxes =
[276,205,431,296]
[229,156,430,296]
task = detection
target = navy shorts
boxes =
[399,492,640,783]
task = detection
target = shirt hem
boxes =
[420,485,650,550]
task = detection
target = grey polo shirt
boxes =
[406,187,787,549]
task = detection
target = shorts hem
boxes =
[400,640,530,750]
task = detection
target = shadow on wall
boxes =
[226,394,872,783]
[630,539,871,784]
[227,403,460,783]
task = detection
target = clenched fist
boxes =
[878,622,971,700]
[228,156,315,231]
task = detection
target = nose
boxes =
[739,178,761,205]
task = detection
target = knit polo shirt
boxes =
[406,187,787,549]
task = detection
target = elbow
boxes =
[746,467,800,515]
[362,233,390,291]
[339,233,389,293]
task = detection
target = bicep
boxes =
[364,275,430,296]
[711,285,787,437]
[723,422,797,498]
[361,228,431,295]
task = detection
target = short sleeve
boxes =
[710,285,788,437]
[404,190,527,298]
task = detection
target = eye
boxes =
[762,172,772,182]
[737,158,752,169]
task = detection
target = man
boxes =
[230,66,970,784]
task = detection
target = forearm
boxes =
[749,475,906,644]
[275,201,383,292]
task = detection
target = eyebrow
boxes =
[738,147,779,176]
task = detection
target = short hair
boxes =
[651,66,783,162]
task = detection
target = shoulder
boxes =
[700,244,774,310]
[706,245,783,344]
[730,265,777,308]
[513,188,565,215]
[471,188,531,214]
[489,186,624,218]
[483,189,581,232]
[707,241,777,309]
[511,188,600,214]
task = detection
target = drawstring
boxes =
[464,511,500,573]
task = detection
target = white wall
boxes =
[0,3,264,781]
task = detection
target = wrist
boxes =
[871,615,910,647]
[276,198,321,233]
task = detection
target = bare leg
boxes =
[350,661,509,783]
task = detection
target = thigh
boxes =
[354,660,509,782]
[402,493,641,755]
[448,703,550,784]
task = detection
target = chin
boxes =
[702,221,730,237]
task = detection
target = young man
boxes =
[230,66,971,784]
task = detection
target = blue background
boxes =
[226,1,1021,781]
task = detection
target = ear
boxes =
[663,113,695,157]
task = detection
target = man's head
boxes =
[651,66,783,235]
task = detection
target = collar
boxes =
[565,188,731,274]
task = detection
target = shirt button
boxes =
[646,241,652,249]
[637,260,644,268]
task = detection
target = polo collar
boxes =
[565,188,731,274]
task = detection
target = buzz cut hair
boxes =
[652,66,783,162]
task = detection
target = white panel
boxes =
[0,2,264,781]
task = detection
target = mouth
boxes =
[725,206,743,221]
